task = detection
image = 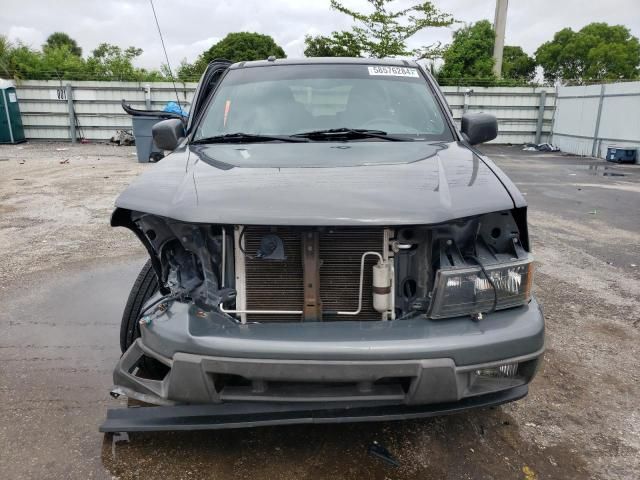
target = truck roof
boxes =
[229,57,420,69]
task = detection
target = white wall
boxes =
[12,80,555,144]
[552,81,640,159]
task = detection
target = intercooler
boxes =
[236,226,386,322]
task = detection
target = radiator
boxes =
[240,226,385,322]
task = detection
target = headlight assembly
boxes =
[427,257,534,319]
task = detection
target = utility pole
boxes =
[492,0,508,78]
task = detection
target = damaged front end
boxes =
[109,207,543,408]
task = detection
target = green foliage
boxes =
[304,32,363,57]
[304,0,454,58]
[179,32,286,79]
[0,33,165,81]
[2,42,42,79]
[38,45,87,79]
[177,32,286,80]
[175,59,202,81]
[0,36,16,77]
[536,23,640,83]
[85,43,162,81]
[438,21,536,84]
[438,20,495,83]
[502,45,536,81]
[44,32,82,57]
[0,41,87,80]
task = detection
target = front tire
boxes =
[120,259,160,353]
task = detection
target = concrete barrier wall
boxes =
[12,80,555,144]
[552,81,640,159]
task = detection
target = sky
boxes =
[3,0,640,70]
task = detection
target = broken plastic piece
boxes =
[368,441,400,467]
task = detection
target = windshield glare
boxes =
[194,64,452,141]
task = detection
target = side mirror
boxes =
[152,118,185,151]
[460,113,498,145]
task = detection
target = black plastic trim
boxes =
[100,385,527,432]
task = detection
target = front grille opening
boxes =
[212,373,251,393]
[215,377,407,401]
[266,380,350,390]
[127,355,170,381]
[242,226,385,322]
[373,376,413,394]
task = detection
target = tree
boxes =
[0,35,14,77]
[304,0,454,58]
[179,32,287,78]
[175,59,202,81]
[438,20,495,82]
[536,23,640,83]
[85,44,163,81]
[304,31,363,57]
[502,45,536,81]
[195,32,285,70]
[2,42,47,80]
[438,20,536,84]
[38,45,87,79]
[43,32,82,57]
[1,35,164,81]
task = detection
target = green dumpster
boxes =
[0,82,26,144]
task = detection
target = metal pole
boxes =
[66,83,75,144]
[492,0,509,78]
[591,84,606,157]
[535,91,547,144]
[463,88,473,113]
[144,84,152,110]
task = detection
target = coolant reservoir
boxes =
[373,261,392,312]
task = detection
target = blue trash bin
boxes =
[606,146,637,164]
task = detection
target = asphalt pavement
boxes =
[1,144,638,479]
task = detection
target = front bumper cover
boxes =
[109,298,544,408]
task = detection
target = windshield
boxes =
[194,64,453,142]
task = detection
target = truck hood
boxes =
[114,141,517,225]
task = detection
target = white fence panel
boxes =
[440,86,555,144]
[13,80,555,144]
[15,80,198,141]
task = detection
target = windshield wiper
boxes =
[291,128,407,141]
[192,133,308,144]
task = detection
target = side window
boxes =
[188,63,230,132]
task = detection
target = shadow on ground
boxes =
[101,407,587,480]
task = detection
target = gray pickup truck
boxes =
[102,57,544,431]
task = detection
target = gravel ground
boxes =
[0,143,639,479]
[0,142,146,285]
